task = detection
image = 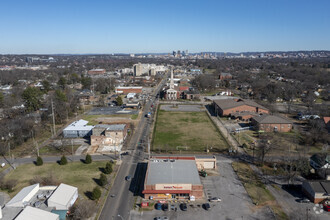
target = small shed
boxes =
[47,183,78,210]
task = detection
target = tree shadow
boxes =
[99,167,106,174]
[84,191,93,200]
[92,178,102,186]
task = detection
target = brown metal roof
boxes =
[252,115,292,124]
[213,98,268,111]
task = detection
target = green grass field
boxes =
[2,161,108,199]
[153,110,228,152]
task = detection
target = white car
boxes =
[209,197,221,202]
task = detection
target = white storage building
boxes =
[15,206,59,220]
[47,183,78,210]
[6,184,39,208]
[62,119,94,138]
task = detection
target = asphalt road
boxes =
[98,77,166,220]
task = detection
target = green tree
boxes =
[36,156,43,166]
[116,96,123,106]
[58,77,67,89]
[59,155,68,165]
[99,173,107,186]
[21,87,43,112]
[42,80,51,92]
[85,154,92,164]
[55,90,67,102]
[104,162,113,174]
[81,77,92,89]
[91,187,101,200]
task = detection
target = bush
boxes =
[99,173,107,186]
[59,155,68,165]
[36,156,43,166]
[1,179,18,192]
[69,200,96,219]
[85,154,92,164]
[104,162,113,174]
[91,187,101,200]
[29,173,59,186]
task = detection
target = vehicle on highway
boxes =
[162,203,168,211]
[110,194,116,197]
[154,217,161,220]
[155,203,162,210]
[209,197,221,202]
[163,217,169,220]
[125,175,131,181]
[203,203,211,210]
[180,203,187,211]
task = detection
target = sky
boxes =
[0,0,329,54]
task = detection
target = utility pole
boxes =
[71,139,74,162]
[51,99,56,137]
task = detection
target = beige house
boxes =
[91,124,128,152]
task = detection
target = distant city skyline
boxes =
[1,0,330,54]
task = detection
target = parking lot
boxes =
[160,105,204,112]
[130,156,272,220]
[88,106,139,115]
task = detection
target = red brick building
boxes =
[251,115,293,132]
[143,157,203,200]
[115,86,143,94]
[213,98,269,119]
[219,72,233,80]
[88,69,106,75]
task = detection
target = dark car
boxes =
[180,203,187,211]
[155,203,162,210]
[203,203,211,210]
[162,203,169,211]
[125,175,131,181]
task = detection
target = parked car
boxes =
[162,203,169,211]
[203,203,211,210]
[180,203,187,211]
[209,197,221,202]
[125,175,131,181]
[155,203,162,210]
[323,200,330,212]
[297,198,310,203]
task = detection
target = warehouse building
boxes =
[6,184,40,208]
[62,119,94,138]
[15,206,59,220]
[47,183,78,210]
[142,158,203,200]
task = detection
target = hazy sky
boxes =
[1,0,329,54]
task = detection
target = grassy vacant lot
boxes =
[153,110,228,152]
[232,162,288,220]
[2,161,108,199]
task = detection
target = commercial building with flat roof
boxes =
[142,158,203,200]
[47,183,78,210]
[62,119,94,138]
[15,206,59,220]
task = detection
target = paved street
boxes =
[98,77,166,220]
